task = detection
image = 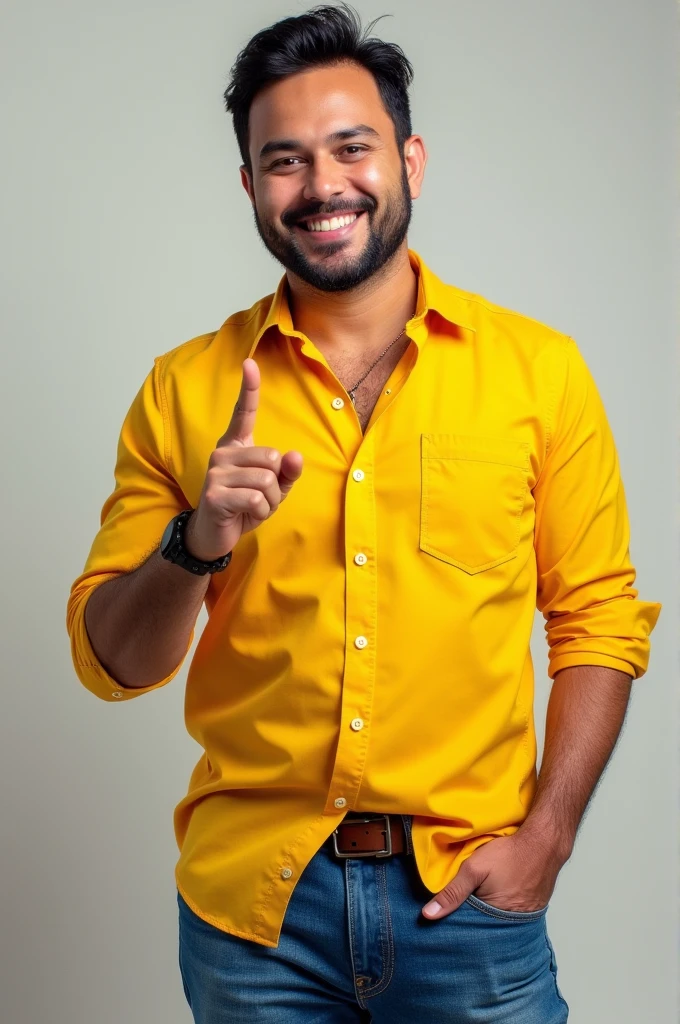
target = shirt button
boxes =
[354,553,367,566]
[331,397,345,409]
[112,692,123,699]
[350,718,364,731]
[354,635,368,649]
[280,867,293,879]
[334,797,347,808]
[352,469,364,482]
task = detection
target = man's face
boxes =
[241,62,426,292]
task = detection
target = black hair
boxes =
[223,3,414,170]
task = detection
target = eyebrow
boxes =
[259,124,380,160]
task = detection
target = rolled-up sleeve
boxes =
[66,355,195,701]
[534,337,661,680]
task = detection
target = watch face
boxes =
[161,517,176,553]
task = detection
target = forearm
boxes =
[520,664,633,860]
[83,543,210,688]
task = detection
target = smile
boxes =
[293,210,365,241]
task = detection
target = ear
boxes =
[240,165,255,205]
[403,135,427,201]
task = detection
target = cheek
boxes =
[254,179,293,222]
[351,157,401,201]
[355,164,384,190]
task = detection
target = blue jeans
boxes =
[177,817,569,1022]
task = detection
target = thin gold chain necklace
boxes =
[346,326,407,406]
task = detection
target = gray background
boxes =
[1,1,677,1021]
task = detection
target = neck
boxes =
[285,244,418,356]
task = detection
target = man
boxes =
[66,4,661,1021]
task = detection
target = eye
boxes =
[342,145,367,157]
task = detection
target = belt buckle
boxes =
[332,814,393,858]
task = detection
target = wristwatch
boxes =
[160,509,232,575]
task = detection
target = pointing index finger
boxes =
[219,358,260,446]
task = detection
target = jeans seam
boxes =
[466,893,548,921]
[360,861,395,998]
[544,931,570,1014]
[346,860,367,1008]
[177,929,193,1007]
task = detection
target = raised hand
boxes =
[184,358,304,561]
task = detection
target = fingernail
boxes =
[423,901,441,916]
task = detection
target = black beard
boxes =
[252,164,412,293]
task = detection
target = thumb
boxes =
[422,857,486,919]
[278,450,304,500]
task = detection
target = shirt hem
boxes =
[176,882,279,949]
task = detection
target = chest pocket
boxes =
[420,434,530,574]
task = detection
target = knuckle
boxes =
[206,465,225,488]
[209,448,230,469]
[440,882,462,906]
[251,497,270,519]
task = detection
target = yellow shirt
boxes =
[66,250,661,948]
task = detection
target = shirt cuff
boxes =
[548,652,637,680]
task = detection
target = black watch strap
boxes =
[160,509,232,576]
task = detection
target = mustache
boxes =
[281,196,376,229]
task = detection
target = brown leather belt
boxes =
[328,812,406,858]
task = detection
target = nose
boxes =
[301,153,345,203]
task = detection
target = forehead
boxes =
[248,63,395,155]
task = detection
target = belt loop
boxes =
[400,814,414,855]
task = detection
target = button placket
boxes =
[324,437,378,817]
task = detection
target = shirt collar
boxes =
[247,249,475,358]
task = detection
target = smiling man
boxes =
[249,108,412,295]
[67,4,661,1022]
[236,42,423,430]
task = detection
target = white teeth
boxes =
[305,213,358,232]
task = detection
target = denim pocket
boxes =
[465,893,549,921]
